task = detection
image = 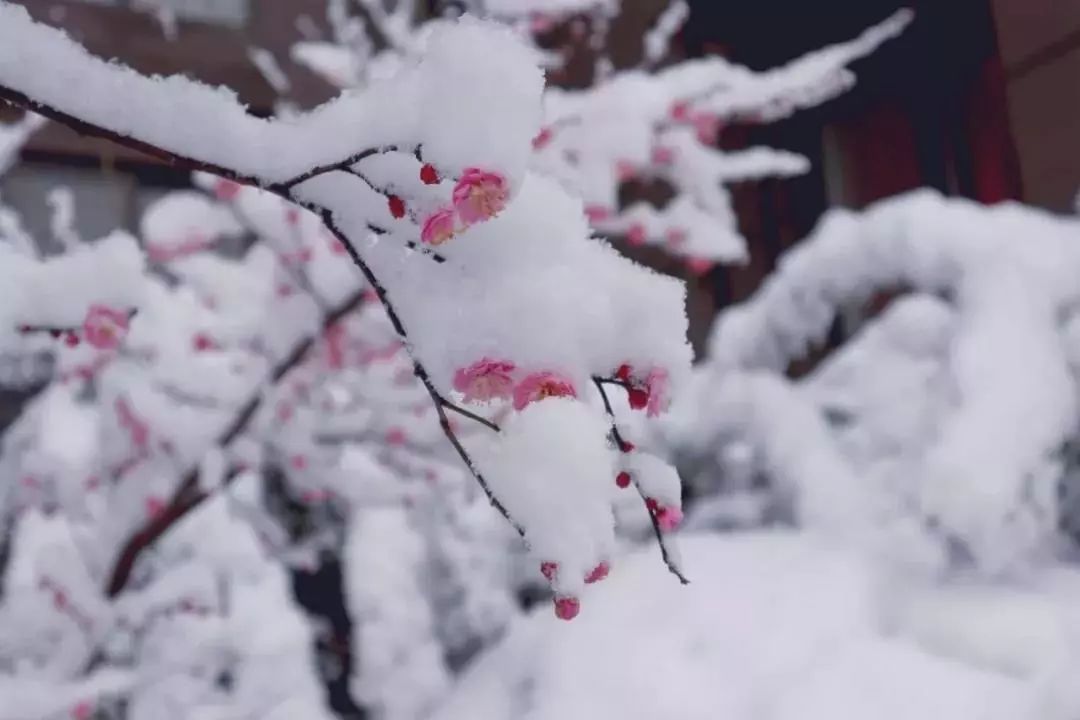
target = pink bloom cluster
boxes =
[452,359,577,411]
[646,497,684,532]
[420,167,510,246]
[540,560,612,621]
[82,304,130,351]
[615,364,670,418]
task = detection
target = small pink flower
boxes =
[554,596,580,621]
[693,113,722,144]
[686,257,714,276]
[530,12,555,34]
[627,224,647,246]
[585,562,609,584]
[421,207,457,246]
[385,427,407,446]
[670,101,691,121]
[82,305,129,351]
[454,358,517,403]
[532,127,554,150]
[615,471,631,489]
[645,368,670,418]
[213,179,241,202]
[657,505,684,532]
[616,160,638,182]
[512,371,577,411]
[453,168,510,225]
[652,146,675,165]
[585,205,613,223]
[540,561,558,582]
[145,497,166,518]
[665,228,688,247]
[71,701,93,720]
[192,332,216,352]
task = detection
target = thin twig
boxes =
[592,376,689,585]
[440,399,501,433]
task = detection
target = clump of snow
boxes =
[434,532,1077,720]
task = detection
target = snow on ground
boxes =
[433,532,1080,720]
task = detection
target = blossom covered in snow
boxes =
[454,358,517,403]
[511,371,577,410]
[453,168,511,225]
[81,304,130,350]
[422,206,458,246]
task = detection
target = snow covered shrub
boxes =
[0,9,697,715]
[290,0,912,275]
[668,190,1080,577]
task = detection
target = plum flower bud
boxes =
[554,596,580,621]
[512,372,577,411]
[421,207,457,246]
[82,305,130,351]
[453,358,516,403]
[657,505,684,532]
[388,195,406,219]
[627,224,647,246]
[213,179,242,201]
[615,471,631,488]
[647,497,683,532]
[652,146,675,165]
[532,127,554,150]
[585,205,612,223]
[420,163,440,185]
[540,561,558,582]
[665,228,688,247]
[192,332,216,352]
[453,168,510,225]
[585,562,609,584]
[686,257,714,276]
[145,497,166,518]
[645,368,670,418]
[670,101,691,121]
[71,701,93,720]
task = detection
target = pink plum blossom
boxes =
[651,146,675,165]
[421,207,457,246]
[512,371,577,411]
[554,596,580,621]
[665,228,688,247]
[657,505,684,532]
[82,304,129,350]
[686,257,714,276]
[453,168,510,225]
[585,205,613,223]
[454,358,516,403]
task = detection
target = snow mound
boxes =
[434,533,1075,720]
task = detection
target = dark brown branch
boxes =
[440,399,501,433]
[277,147,400,191]
[311,205,524,536]
[105,289,366,596]
[0,87,264,188]
[0,85,521,584]
[592,376,689,585]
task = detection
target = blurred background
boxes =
[3,2,1080,719]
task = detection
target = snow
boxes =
[434,532,1080,720]
[474,398,617,595]
[0,5,542,185]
